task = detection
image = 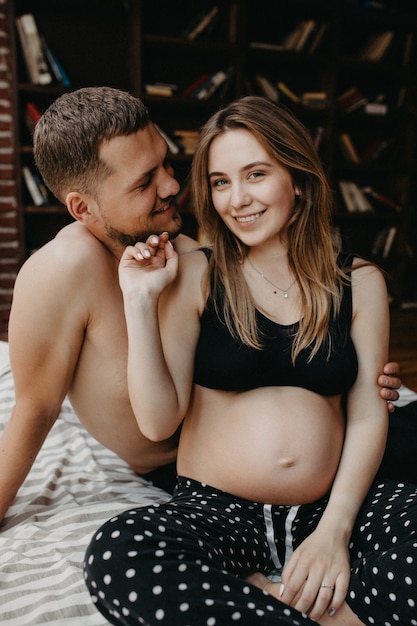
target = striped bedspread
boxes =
[0,342,171,625]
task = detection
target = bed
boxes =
[0,341,171,625]
[1,340,416,625]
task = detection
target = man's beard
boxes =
[105,213,182,247]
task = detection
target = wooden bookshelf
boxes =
[4,0,417,335]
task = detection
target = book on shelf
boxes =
[276,81,300,104]
[145,82,178,97]
[175,182,192,210]
[24,101,42,134]
[339,133,361,163]
[337,87,368,113]
[364,102,388,115]
[402,32,414,65]
[15,13,52,85]
[183,5,219,40]
[396,86,407,109]
[306,22,327,54]
[301,92,328,109]
[22,165,48,206]
[41,37,71,87]
[360,137,390,162]
[400,299,417,310]
[282,20,327,54]
[338,180,358,213]
[194,70,228,100]
[283,20,315,51]
[250,41,284,52]
[173,130,200,155]
[254,75,279,101]
[32,170,49,204]
[360,31,394,61]
[294,20,316,50]
[154,124,181,155]
[371,226,397,258]
[361,186,402,212]
[181,73,211,98]
[312,126,325,150]
[348,181,373,212]
[338,180,373,213]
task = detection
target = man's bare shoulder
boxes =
[20,223,111,278]
[12,224,117,321]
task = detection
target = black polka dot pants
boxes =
[347,480,417,625]
[84,477,316,625]
[84,477,417,626]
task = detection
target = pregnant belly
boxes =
[178,385,345,505]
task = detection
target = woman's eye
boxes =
[212,178,227,188]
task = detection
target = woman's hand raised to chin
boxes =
[118,232,178,300]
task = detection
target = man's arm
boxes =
[0,245,87,523]
[379,361,401,412]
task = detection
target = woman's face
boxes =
[207,128,297,248]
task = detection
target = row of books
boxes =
[339,132,392,164]
[15,13,70,87]
[22,165,51,206]
[254,78,397,117]
[253,76,329,109]
[250,19,327,55]
[146,67,233,101]
[338,180,402,214]
[337,87,390,115]
[370,225,397,259]
[252,27,411,66]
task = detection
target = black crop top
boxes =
[193,252,358,396]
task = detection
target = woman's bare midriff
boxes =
[177,385,345,505]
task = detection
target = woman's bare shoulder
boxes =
[173,233,200,254]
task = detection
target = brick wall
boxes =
[0,0,23,339]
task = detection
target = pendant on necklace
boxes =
[247,257,296,299]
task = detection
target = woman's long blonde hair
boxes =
[191,96,348,362]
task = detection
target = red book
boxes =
[25,101,42,124]
[24,101,42,134]
[181,73,210,98]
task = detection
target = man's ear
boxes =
[66,191,97,224]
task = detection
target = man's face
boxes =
[93,123,182,247]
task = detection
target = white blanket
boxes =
[0,340,416,624]
[0,342,170,625]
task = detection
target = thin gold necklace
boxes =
[247,257,297,299]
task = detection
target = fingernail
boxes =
[279,583,284,597]
[151,236,159,244]
[143,249,151,258]
[168,241,173,248]
[328,607,336,617]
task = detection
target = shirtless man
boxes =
[0,87,401,524]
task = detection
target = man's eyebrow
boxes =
[128,166,157,188]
